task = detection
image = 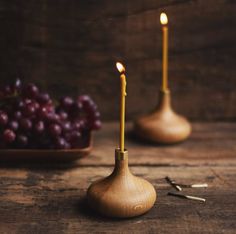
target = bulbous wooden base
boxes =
[134,90,191,144]
[87,149,156,218]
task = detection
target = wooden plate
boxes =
[0,134,92,163]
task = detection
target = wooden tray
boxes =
[0,134,92,163]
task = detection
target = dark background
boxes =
[0,0,235,121]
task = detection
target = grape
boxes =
[0,80,101,150]
[55,137,67,149]
[17,134,28,147]
[34,121,45,134]
[37,92,51,104]
[93,111,101,119]
[0,111,8,126]
[74,101,83,111]
[3,129,16,143]
[14,78,22,91]
[8,120,19,131]
[70,101,83,119]
[67,131,81,142]
[58,110,68,121]
[14,111,22,120]
[64,141,71,149]
[46,113,60,124]
[33,101,40,110]
[77,119,86,130]
[43,103,55,113]
[15,99,25,109]
[78,95,91,103]
[60,96,74,109]
[87,100,96,110]
[37,106,48,119]
[73,120,81,131]
[11,78,22,93]
[79,95,95,110]
[53,114,60,123]
[88,110,101,124]
[61,121,72,132]
[91,120,102,130]
[23,83,39,98]
[66,131,82,148]
[20,118,32,130]
[23,103,37,117]
[79,96,99,122]
[24,99,33,105]
[49,124,62,137]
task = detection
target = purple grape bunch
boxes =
[0,79,101,149]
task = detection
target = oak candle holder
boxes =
[134,89,191,144]
[87,148,156,218]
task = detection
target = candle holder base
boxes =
[87,149,156,218]
[134,89,191,144]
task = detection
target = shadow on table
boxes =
[126,130,185,147]
[76,196,142,222]
[0,161,82,170]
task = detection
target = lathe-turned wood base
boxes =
[87,149,156,218]
[134,90,191,144]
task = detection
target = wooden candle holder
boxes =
[87,149,156,218]
[134,89,191,144]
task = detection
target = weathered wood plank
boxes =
[0,122,235,233]
[0,0,235,120]
[78,122,236,167]
[0,166,235,234]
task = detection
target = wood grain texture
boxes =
[134,90,191,143]
[87,149,156,218]
[82,122,236,167]
[0,166,235,233]
[0,122,235,233]
[0,0,235,121]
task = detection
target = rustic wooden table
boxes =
[0,122,236,234]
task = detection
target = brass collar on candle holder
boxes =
[115,148,128,161]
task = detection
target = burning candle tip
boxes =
[160,12,168,25]
[116,62,125,73]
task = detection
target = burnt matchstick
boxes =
[165,176,182,191]
[168,192,206,202]
[178,183,208,188]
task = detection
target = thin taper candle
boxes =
[160,13,168,91]
[116,62,127,152]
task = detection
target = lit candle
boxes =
[160,12,168,92]
[116,62,127,152]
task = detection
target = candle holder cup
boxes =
[87,148,156,218]
[134,89,191,144]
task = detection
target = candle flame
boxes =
[116,62,125,73]
[160,12,168,25]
